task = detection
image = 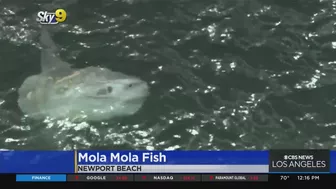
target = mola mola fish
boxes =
[18,29,149,122]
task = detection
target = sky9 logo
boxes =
[37,9,67,24]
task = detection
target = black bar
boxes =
[0,174,15,182]
[269,174,334,182]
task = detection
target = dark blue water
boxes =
[0,0,336,150]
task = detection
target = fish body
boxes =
[18,29,149,121]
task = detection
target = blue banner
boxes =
[1,150,336,173]
[76,150,268,165]
[331,151,336,173]
[0,151,74,173]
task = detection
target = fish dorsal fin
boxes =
[40,29,72,73]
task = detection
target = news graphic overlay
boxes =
[269,150,330,173]
[36,9,67,24]
[4,150,334,182]
[75,151,269,174]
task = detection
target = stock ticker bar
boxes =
[12,173,336,182]
[66,174,267,182]
[14,174,266,182]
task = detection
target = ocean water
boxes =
[0,0,336,150]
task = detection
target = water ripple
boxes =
[0,0,336,150]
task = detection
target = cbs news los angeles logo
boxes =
[36,9,67,24]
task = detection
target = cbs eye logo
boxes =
[37,9,67,24]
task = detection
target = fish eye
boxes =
[96,86,113,96]
[107,86,112,93]
[128,84,133,88]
